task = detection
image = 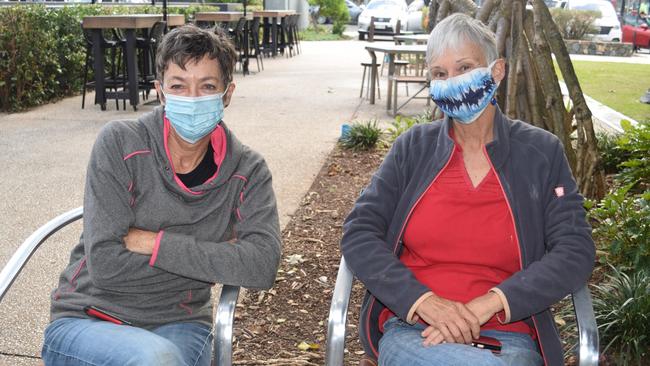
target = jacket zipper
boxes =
[365,147,455,358]
[483,146,549,366]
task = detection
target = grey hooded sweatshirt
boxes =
[50,107,281,329]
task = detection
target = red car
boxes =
[622,14,650,50]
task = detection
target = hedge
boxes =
[0,3,260,112]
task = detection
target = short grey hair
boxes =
[426,13,498,66]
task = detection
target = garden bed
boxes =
[231,146,384,365]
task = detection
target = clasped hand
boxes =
[123,228,158,255]
[415,292,503,346]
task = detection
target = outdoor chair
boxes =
[360,61,381,100]
[229,17,249,74]
[0,207,241,366]
[137,20,167,100]
[81,23,123,110]
[325,256,600,366]
[248,16,265,72]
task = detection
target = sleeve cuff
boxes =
[489,287,511,323]
[406,292,434,324]
[149,230,164,267]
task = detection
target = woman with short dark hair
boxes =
[41,25,282,366]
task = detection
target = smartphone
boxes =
[471,336,502,354]
[84,305,132,326]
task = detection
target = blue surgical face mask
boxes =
[163,85,228,144]
[429,61,498,125]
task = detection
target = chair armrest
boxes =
[572,285,599,366]
[325,256,355,366]
[0,207,83,303]
[213,284,240,366]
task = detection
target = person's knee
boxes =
[124,340,185,366]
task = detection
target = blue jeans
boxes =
[42,317,212,366]
[378,317,544,366]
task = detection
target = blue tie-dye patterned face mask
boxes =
[429,61,498,124]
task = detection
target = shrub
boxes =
[0,6,59,111]
[587,183,650,272]
[615,120,650,190]
[310,0,349,35]
[386,110,432,143]
[592,266,650,365]
[339,120,382,150]
[550,8,599,40]
[596,131,629,175]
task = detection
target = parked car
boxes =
[563,0,622,42]
[404,0,426,33]
[357,0,408,40]
[347,0,363,24]
[622,13,650,50]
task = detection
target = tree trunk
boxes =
[428,0,438,32]
[529,2,577,171]
[447,0,478,16]
[477,0,500,23]
[436,0,451,24]
[505,0,524,117]
[533,0,605,198]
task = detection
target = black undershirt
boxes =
[176,143,218,188]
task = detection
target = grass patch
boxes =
[555,61,650,122]
[299,25,350,41]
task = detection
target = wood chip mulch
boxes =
[231,146,385,365]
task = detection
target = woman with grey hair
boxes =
[341,13,594,366]
[40,25,281,365]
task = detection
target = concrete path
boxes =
[0,39,393,365]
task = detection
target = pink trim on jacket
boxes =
[162,115,227,195]
[123,150,152,161]
[149,231,164,266]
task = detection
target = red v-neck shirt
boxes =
[380,142,532,335]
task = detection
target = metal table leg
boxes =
[91,29,106,110]
[367,49,377,105]
[125,29,139,110]
[387,53,395,112]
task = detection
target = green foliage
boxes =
[616,121,650,190]
[0,4,217,112]
[386,110,433,143]
[592,266,650,365]
[311,0,349,35]
[0,6,60,111]
[588,183,650,272]
[340,121,383,150]
[299,25,348,41]
[557,267,650,364]
[550,8,599,40]
[596,131,630,175]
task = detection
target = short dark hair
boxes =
[156,25,237,87]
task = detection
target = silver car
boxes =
[357,0,408,40]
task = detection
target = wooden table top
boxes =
[252,10,296,17]
[194,12,253,22]
[82,14,185,29]
[365,44,427,54]
[393,34,430,44]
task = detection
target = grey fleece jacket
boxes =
[50,107,281,328]
[341,107,595,365]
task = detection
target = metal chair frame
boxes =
[0,207,240,366]
[325,256,600,366]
